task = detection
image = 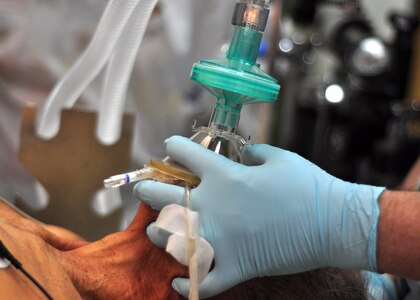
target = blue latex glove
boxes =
[134,136,385,299]
[363,272,398,300]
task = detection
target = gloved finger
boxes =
[133,180,184,210]
[242,144,275,165]
[146,222,171,249]
[164,136,237,178]
[172,269,236,299]
[242,144,291,165]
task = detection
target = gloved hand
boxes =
[133,136,385,299]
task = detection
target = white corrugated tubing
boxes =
[36,0,158,145]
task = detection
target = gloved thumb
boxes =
[146,222,171,249]
[172,277,191,298]
[242,144,279,166]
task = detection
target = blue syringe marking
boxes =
[125,173,130,184]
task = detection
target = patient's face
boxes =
[0,198,187,299]
[0,198,367,300]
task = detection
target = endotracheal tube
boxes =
[184,186,199,300]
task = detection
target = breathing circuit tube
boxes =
[96,0,158,145]
[36,0,141,140]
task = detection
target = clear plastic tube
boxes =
[103,168,152,189]
[184,186,199,300]
[36,0,141,140]
[96,0,158,145]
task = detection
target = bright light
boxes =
[325,84,345,104]
[360,38,386,58]
[279,38,294,53]
[243,7,259,26]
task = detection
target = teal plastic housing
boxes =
[191,26,280,130]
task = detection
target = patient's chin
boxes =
[57,204,188,299]
[0,198,188,299]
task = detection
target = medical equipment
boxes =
[36,0,157,145]
[26,0,157,240]
[105,1,279,299]
[104,0,280,189]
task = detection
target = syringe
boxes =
[103,169,150,188]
